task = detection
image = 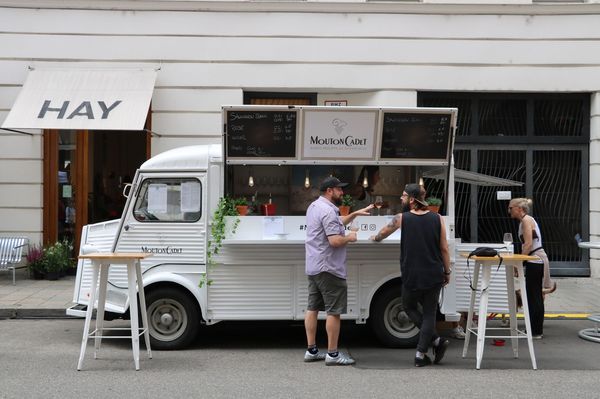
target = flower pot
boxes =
[428,205,440,213]
[30,269,45,280]
[236,205,249,216]
[338,205,351,216]
[45,271,59,281]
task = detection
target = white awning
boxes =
[423,167,524,187]
[2,68,157,131]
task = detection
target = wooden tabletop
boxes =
[79,252,152,260]
[459,253,539,261]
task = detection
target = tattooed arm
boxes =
[370,213,402,242]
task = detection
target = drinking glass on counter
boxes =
[503,233,513,255]
[374,196,384,216]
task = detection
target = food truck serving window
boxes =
[133,178,202,222]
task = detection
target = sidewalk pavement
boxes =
[0,268,598,318]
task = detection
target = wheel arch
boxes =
[366,273,402,319]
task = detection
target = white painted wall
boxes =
[0,1,598,272]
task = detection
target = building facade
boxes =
[0,0,599,275]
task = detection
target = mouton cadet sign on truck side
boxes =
[68,105,461,350]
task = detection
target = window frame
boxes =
[133,177,202,223]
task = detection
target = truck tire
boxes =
[370,285,420,348]
[145,286,201,350]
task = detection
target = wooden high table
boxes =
[77,252,153,371]
[460,253,540,370]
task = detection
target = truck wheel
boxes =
[370,285,419,348]
[145,286,201,350]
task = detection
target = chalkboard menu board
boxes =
[226,110,297,158]
[380,112,452,160]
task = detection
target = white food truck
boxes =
[68,105,461,350]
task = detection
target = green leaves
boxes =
[426,197,442,206]
[200,197,240,288]
[341,194,354,207]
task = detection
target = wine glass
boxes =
[374,196,384,216]
[503,233,513,255]
[349,220,359,240]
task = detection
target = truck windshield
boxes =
[133,178,202,222]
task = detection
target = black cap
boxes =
[404,183,429,207]
[320,176,349,192]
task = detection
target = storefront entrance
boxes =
[43,130,149,253]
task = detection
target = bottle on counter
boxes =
[249,195,257,215]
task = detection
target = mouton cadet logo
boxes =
[303,110,377,159]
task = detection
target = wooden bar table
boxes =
[77,252,152,371]
[460,253,540,370]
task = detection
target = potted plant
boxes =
[339,194,354,216]
[426,196,442,213]
[42,240,73,280]
[203,196,240,287]
[26,244,45,280]
[234,197,249,216]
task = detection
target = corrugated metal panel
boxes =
[210,242,401,320]
[214,243,400,265]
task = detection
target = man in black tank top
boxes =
[371,183,452,367]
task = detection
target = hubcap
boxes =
[383,297,418,338]
[147,298,188,342]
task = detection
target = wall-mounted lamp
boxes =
[362,174,369,188]
[248,167,254,188]
[419,177,424,186]
[304,169,310,189]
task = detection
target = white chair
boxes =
[0,237,29,285]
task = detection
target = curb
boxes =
[0,308,79,319]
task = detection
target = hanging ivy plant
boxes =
[201,196,240,287]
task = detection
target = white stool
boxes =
[461,253,539,370]
[77,252,152,371]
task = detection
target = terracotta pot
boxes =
[236,205,249,216]
[428,205,440,213]
[338,205,351,216]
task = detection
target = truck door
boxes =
[115,173,207,267]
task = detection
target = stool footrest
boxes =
[86,328,148,339]
[467,328,528,339]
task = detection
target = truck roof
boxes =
[140,144,222,171]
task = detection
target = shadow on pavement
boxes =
[99,318,600,370]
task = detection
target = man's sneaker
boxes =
[325,352,355,366]
[433,338,450,364]
[304,350,326,362]
[414,354,432,367]
[532,334,544,340]
[450,326,466,339]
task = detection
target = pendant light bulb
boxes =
[304,169,311,189]
[362,175,369,188]
[248,175,254,187]
[419,177,424,186]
